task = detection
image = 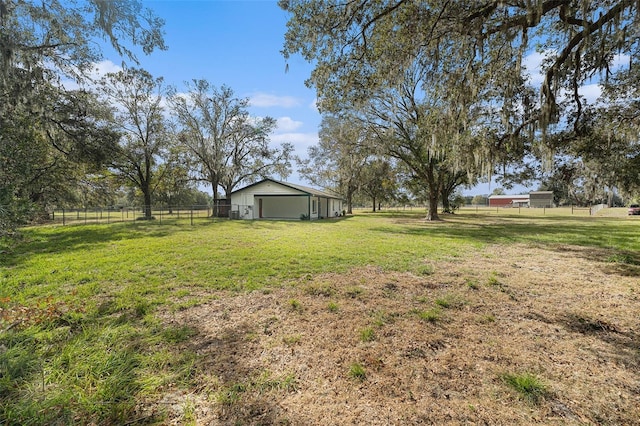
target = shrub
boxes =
[502,372,549,404]
[359,327,375,342]
[416,307,441,323]
[288,299,302,312]
[348,362,366,380]
[327,302,339,312]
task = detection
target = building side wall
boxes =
[317,197,344,218]
[231,181,304,204]
[231,180,344,220]
[489,197,527,207]
[330,199,343,216]
[529,194,553,208]
[231,181,307,219]
[488,194,530,207]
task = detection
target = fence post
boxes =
[190,208,194,226]
[62,208,65,226]
[543,207,546,215]
[84,208,87,225]
[159,206,162,224]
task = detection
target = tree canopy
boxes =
[297,114,372,213]
[1,0,166,233]
[281,0,640,201]
[98,67,171,219]
[169,81,292,204]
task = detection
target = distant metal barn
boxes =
[529,191,554,208]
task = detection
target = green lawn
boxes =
[1,211,638,424]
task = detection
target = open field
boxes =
[1,211,639,425]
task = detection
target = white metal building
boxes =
[230,179,344,220]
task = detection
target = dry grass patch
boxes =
[156,243,640,425]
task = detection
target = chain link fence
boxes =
[457,204,606,216]
[45,204,237,226]
[3,202,613,229]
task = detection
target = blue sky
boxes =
[98,0,615,196]
[97,1,321,186]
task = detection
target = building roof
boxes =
[231,178,343,199]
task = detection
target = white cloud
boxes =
[270,132,318,155]
[523,50,624,105]
[89,60,122,79]
[60,60,123,91]
[578,83,602,104]
[612,53,630,70]
[523,50,552,87]
[524,52,631,88]
[249,92,301,108]
[276,116,303,132]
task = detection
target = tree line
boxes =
[3,1,640,235]
[0,0,295,236]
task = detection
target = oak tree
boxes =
[98,68,171,219]
[169,80,292,205]
[298,114,372,214]
[280,0,640,196]
[0,0,165,232]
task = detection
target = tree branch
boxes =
[541,0,635,121]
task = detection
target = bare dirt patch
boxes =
[156,243,640,425]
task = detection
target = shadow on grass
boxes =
[186,321,289,424]
[370,214,640,273]
[529,311,640,369]
[2,215,354,265]
[234,214,353,227]
[0,220,224,268]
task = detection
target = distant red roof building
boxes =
[488,194,530,207]
[488,191,553,208]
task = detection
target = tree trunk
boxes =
[142,187,152,219]
[346,191,353,214]
[211,181,219,203]
[143,153,153,219]
[372,196,376,212]
[425,187,440,221]
[423,160,440,221]
[210,178,221,202]
[441,192,451,213]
